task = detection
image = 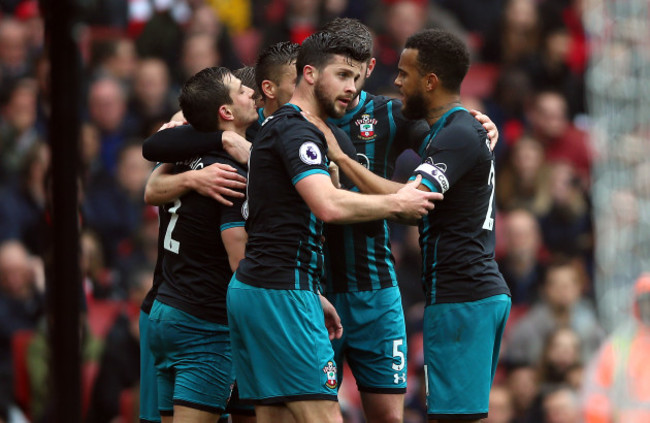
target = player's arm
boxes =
[142,124,251,165]
[221,226,247,272]
[302,111,403,195]
[295,173,441,224]
[144,163,246,207]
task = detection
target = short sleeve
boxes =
[277,120,330,185]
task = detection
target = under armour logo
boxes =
[393,373,406,384]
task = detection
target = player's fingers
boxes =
[212,193,233,207]
[216,179,247,190]
[216,187,245,198]
[406,174,422,187]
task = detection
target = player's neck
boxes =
[220,121,247,138]
[262,101,279,118]
[291,85,327,120]
[426,95,462,126]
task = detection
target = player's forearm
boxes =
[144,169,193,205]
[335,154,403,195]
[324,189,404,224]
[142,125,223,162]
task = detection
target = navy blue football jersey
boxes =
[236,104,356,292]
[323,91,430,292]
[410,107,509,304]
[155,152,247,324]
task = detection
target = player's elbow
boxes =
[312,203,346,224]
[143,186,163,206]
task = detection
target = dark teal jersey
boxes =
[323,91,430,292]
[155,152,247,324]
[235,104,332,292]
[410,107,509,305]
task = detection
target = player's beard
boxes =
[402,90,428,120]
[315,79,345,119]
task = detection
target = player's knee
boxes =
[365,408,402,423]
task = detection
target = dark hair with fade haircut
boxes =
[178,66,233,132]
[296,31,371,78]
[321,17,373,59]
[254,41,300,98]
[233,66,260,99]
[404,29,470,93]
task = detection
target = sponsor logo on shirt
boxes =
[299,142,322,165]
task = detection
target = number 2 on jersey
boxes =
[164,199,181,254]
[482,160,495,231]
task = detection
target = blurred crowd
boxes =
[0,0,640,422]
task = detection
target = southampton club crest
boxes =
[355,113,378,140]
[323,361,338,389]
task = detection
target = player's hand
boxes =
[222,131,252,165]
[157,120,186,132]
[319,294,343,340]
[300,110,345,162]
[470,109,498,151]
[329,162,341,189]
[393,175,443,220]
[189,163,247,206]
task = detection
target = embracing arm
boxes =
[142,124,223,162]
[295,173,440,224]
[144,163,246,206]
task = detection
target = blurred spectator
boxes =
[206,0,252,35]
[0,141,49,257]
[177,33,221,86]
[80,229,114,302]
[432,0,504,43]
[505,261,603,367]
[367,0,427,94]
[537,327,583,387]
[537,162,592,264]
[483,67,532,155]
[0,78,41,185]
[133,3,185,72]
[0,18,31,89]
[481,0,541,66]
[14,0,44,62]
[87,76,138,174]
[185,4,242,70]
[83,139,152,267]
[525,90,592,184]
[496,137,552,217]
[86,0,129,29]
[0,240,44,420]
[497,208,547,306]
[542,385,581,423]
[582,273,650,423]
[26,311,103,422]
[485,384,515,423]
[262,0,324,47]
[86,265,153,423]
[520,25,585,118]
[88,36,138,91]
[129,58,176,136]
[506,364,539,423]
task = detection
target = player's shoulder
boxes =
[203,151,247,176]
[444,109,487,143]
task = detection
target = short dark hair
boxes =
[233,66,260,99]
[404,29,470,92]
[321,18,373,59]
[254,41,300,99]
[178,67,232,132]
[296,31,372,78]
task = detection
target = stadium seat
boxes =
[12,329,35,418]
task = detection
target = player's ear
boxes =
[303,65,317,85]
[261,80,275,100]
[219,104,234,121]
[366,58,376,77]
[425,72,439,92]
